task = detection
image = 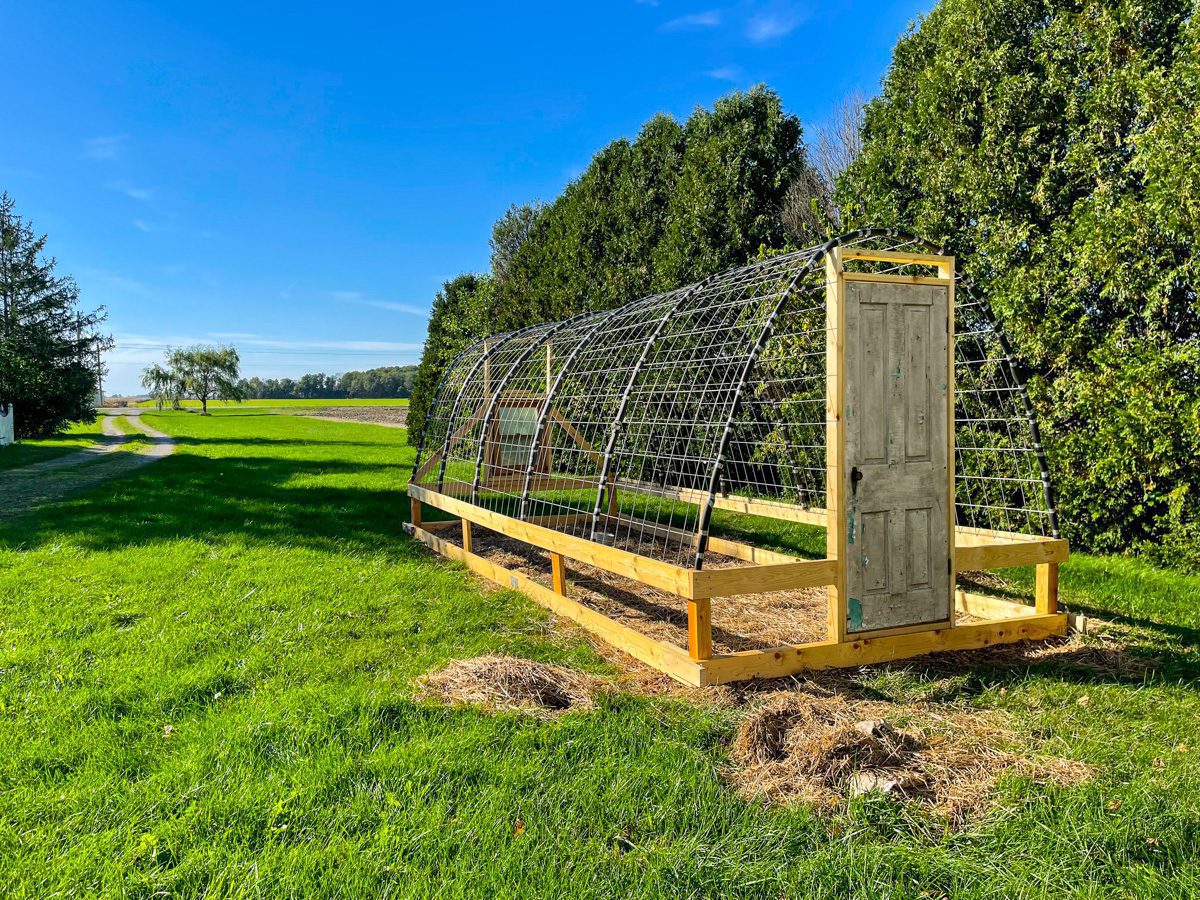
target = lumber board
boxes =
[410,483,696,597]
[409,524,703,685]
[700,613,1068,685]
[955,589,1033,620]
[690,558,838,597]
[955,538,1068,571]
[840,248,955,269]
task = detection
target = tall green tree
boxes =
[840,0,1200,561]
[407,274,495,446]
[409,87,825,444]
[0,193,111,438]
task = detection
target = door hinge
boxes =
[947,557,952,575]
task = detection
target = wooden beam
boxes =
[955,538,1068,571]
[840,247,954,269]
[410,496,422,528]
[550,552,567,595]
[410,483,696,597]
[1036,561,1059,615]
[688,598,712,661]
[409,524,703,685]
[462,519,474,554]
[705,535,799,566]
[700,613,1068,684]
[690,558,838,597]
[955,589,1033,620]
[826,247,847,643]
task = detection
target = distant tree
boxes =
[179,346,244,414]
[141,363,178,411]
[0,193,112,438]
[143,345,244,414]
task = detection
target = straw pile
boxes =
[729,690,1093,823]
[417,655,604,715]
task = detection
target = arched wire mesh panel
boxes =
[412,335,495,486]
[412,229,1058,567]
[711,248,829,514]
[952,280,1056,536]
[590,256,821,567]
[436,323,560,497]
[495,290,690,531]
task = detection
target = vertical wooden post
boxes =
[550,552,567,595]
[687,598,712,660]
[1036,562,1059,615]
[606,482,619,519]
[462,519,474,554]
[942,255,957,624]
[825,248,847,644]
[410,497,422,529]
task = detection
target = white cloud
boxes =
[707,65,742,81]
[662,10,722,30]
[132,219,154,233]
[746,5,806,42]
[106,180,154,203]
[354,299,430,317]
[83,135,126,160]
[328,290,365,301]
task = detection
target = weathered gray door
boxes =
[843,279,951,633]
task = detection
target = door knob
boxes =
[850,466,863,495]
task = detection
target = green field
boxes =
[1,409,1197,897]
[133,398,410,408]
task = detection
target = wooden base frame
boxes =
[407,484,1068,686]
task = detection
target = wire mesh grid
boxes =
[411,229,1057,570]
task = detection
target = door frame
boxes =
[825,246,957,642]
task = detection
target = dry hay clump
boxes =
[729,690,1092,823]
[417,655,605,715]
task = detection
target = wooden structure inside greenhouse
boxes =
[406,230,1068,686]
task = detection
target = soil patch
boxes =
[448,525,827,655]
[416,655,605,715]
[304,406,407,428]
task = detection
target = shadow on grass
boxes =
[4,429,1197,691]
[0,450,426,562]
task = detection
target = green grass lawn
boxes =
[1,409,1197,897]
[0,415,107,471]
[134,398,410,408]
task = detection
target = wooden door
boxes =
[843,279,951,633]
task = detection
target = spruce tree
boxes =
[0,193,112,438]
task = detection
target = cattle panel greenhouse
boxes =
[406,230,1069,686]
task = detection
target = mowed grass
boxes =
[0,415,107,471]
[134,398,410,408]
[1,410,1198,898]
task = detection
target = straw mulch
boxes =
[728,688,1093,823]
[416,655,605,715]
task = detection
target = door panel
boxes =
[844,280,950,633]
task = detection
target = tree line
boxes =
[237,365,416,401]
[409,0,1200,566]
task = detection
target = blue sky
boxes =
[1,0,929,394]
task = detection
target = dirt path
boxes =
[0,410,176,519]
